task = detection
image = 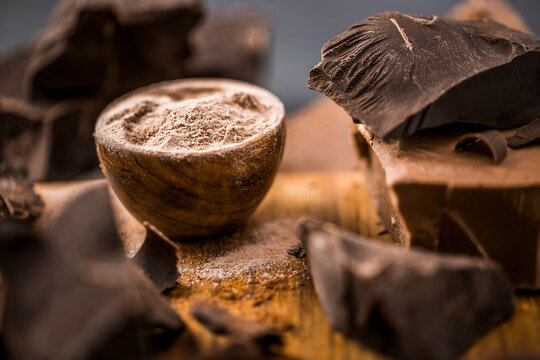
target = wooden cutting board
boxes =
[35,169,540,360]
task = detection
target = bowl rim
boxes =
[94,78,286,158]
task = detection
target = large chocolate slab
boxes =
[299,219,515,360]
[356,124,540,288]
[186,8,272,84]
[0,181,184,360]
[308,12,540,141]
[26,0,203,100]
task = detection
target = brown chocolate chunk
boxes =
[308,12,540,141]
[186,8,272,84]
[357,122,540,288]
[0,182,183,360]
[455,129,508,163]
[506,119,540,149]
[191,300,282,348]
[0,42,35,99]
[26,0,203,101]
[287,243,305,259]
[0,97,50,180]
[298,219,515,360]
[0,168,44,221]
[133,224,179,292]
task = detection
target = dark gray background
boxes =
[1,0,539,111]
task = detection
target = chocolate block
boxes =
[356,124,540,288]
[308,12,540,141]
[26,0,203,100]
[0,182,184,360]
[185,8,272,84]
[299,219,515,360]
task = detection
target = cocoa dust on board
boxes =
[176,219,309,289]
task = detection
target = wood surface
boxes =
[36,171,540,360]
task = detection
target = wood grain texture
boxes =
[36,173,540,359]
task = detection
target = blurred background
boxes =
[1,0,539,112]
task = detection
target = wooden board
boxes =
[35,171,540,360]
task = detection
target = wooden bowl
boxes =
[94,78,285,240]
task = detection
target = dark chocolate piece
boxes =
[133,224,179,292]
[186,8,272,84]
[0,97,50,180]
[287,243,305,259]
[507,119,540,148]
[455,129,508,163]
[308,12,540,141]
[298,218,515,360]
[191,300,282,348]
[356,122,540,288]
[0,182,183,360]
[0,42,35,99]
[26,0,203,100]
[0,168,44,221]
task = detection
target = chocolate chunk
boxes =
[287,243,305,259]
[455,129,508,163]
[507,119,540,149]
[133,224,179,292]
[308,12,540,141]
[298,219,515,360]
[348,3,540,289]
[191,300,282,348]
[0,97,50,180]
[0,182,183,360]
[26,0,203,100]
[0,42,35,99]
[0,168,44,221]
[356,122,540,288]
[186,8,272,84]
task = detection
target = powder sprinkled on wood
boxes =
[177,219,308,283]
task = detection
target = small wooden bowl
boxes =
[95,78,285,240]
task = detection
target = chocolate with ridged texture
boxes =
[298,218,515,360]
[347,2,540,289]
[25,0,203,101]
[308,12,540,141]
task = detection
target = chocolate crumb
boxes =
[455,129,508,164]
[287,243,305,259]
[506,119,540,149]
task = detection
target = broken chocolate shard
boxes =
[191,300,282,348]
[186,8,272,84]
[0,97,50,180]
[133,223,179,292]
[287,243,306,259]
[308,12,540,141]
[0,181,183,360]
[507,119,540,149]
[455,129,508,164]
[0,168,44,221]
[0,42,36,99]
[26,0,203,100]
[298,218,515,360]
